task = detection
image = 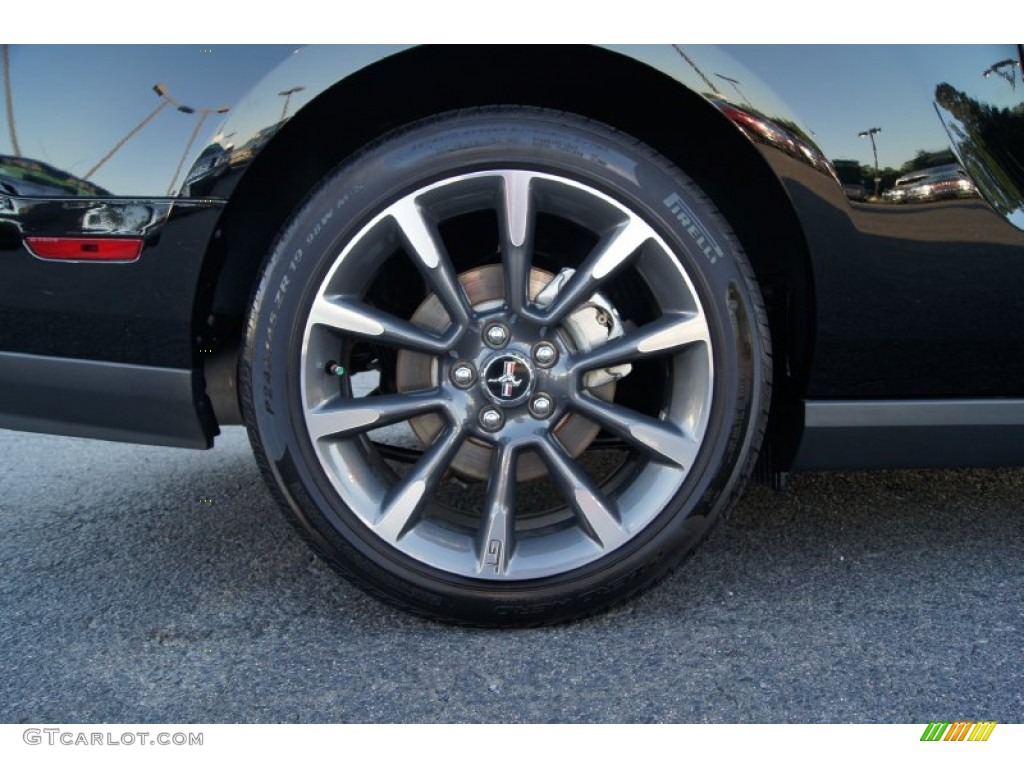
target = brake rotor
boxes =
[396,264,616,482]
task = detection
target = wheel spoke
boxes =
[536,436,628,549]
[374,425,466,543]
[476,443,518,576]
[499,171,535,314]
[540,217,651,325]
[570,394,699,469]
[310,295,453,354]
[571,312,708,373]
[306,390,447,441]
[389,197,471,327]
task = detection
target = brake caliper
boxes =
[534,267,632,389]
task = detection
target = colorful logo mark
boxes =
[920,721,997,742]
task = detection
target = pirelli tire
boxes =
[240,107,771,626]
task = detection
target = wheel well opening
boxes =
[206,45,812,468]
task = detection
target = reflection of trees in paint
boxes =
[934,82,1024,218]
[903,149,959,173]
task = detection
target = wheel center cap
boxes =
[482,352,534,406]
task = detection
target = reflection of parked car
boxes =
[884,164,976,203]
[906,168,977,202]
[843,182,867,201]
[883,172,927,202]
[714,100,830,174]
[0,155,110,197]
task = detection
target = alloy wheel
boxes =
[298,170,714,580]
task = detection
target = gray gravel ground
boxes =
[0,427,1020,723]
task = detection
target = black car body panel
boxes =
[2,44,1024,466]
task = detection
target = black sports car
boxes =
[2,44,1023,625]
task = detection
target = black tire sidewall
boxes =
[242,108,766,624]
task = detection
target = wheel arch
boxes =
[205,44,813,470]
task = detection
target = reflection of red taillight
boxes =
[24,237,143,262]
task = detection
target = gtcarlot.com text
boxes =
[23,729,203,746]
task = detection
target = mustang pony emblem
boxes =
[488,360,522,398]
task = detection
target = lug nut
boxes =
[529,393,554,419]
[450,362,476,388]
[532,342,558,367]
[484,322,510,348]
[479,406,505,431]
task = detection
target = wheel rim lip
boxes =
[299,169,715,581]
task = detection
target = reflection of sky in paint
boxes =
[1,45,296,195]
[4,45,1021,194]
[718,45,1022,170]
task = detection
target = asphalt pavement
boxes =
[0,426,1020,723]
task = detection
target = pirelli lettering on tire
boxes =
[663,192,725,265]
